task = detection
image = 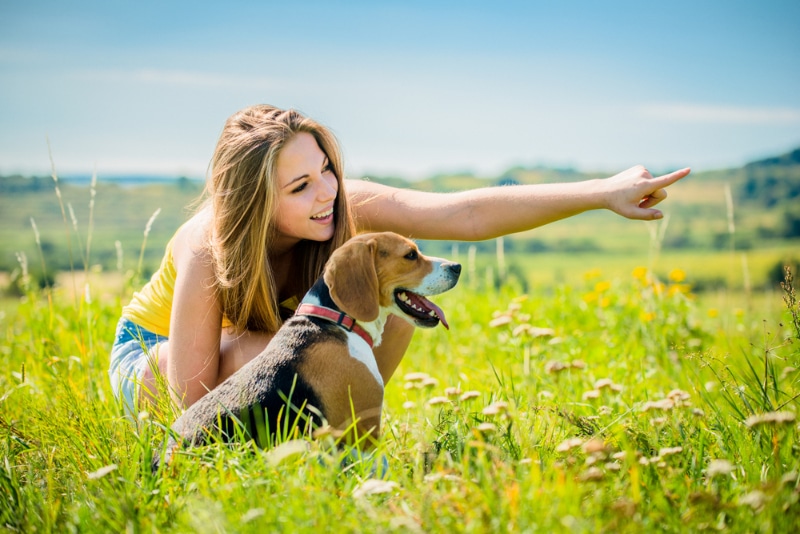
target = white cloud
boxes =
[639,103,800,124]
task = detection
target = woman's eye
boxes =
[322,163,333,174]
[292,182,308,194]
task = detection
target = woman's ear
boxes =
[324,239,380,322]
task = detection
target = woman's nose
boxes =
[318,176,338,201]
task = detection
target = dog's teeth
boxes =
[398,292,407,301]
[429,310,436,316]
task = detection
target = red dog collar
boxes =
[294,304,374,348]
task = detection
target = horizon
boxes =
[4,142,797,184]
[2,1,799,180]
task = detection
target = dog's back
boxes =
[156,316,348,467]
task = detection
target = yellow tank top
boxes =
[121,236,179,337]
[122,233,300,337]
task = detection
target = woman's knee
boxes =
[218,330,275,384]
[138,342,170,407]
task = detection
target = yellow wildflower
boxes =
[668,284,692,297]
[594,281,611,293]
[668,268,686,283]
[632,266,649,281]
[639,311,656,322]
[584,268,602,280]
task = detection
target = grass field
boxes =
[2,172,799,531]
[1,251,799,532]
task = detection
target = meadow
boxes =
[2,172,800,532]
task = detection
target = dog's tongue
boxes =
[429,299,449,329]
[414,293,449,330]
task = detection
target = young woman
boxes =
[109,104,690,413]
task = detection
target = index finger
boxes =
[653,167,691,188]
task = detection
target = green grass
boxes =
[2,259,799,532]
[2,172,799,531]
[0,179,201,275]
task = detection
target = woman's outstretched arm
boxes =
[348,166,691,240]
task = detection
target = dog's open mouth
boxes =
[394,289,449,329]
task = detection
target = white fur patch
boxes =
[302,293,323,307]
[415,257,459,295]
[346,332,384,387]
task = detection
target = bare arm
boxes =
[348,166,691,240]
[164,218,223,408]
[372,315,415,384]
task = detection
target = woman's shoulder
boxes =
[173,209,214,265]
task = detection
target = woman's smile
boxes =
[311,206,334,223]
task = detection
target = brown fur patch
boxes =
[324,241,380,322]
[326,232,435,312]
[297,339,384,446]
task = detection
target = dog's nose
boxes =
[446,263,462,276]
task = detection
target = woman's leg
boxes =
[139,329,276,406]
[139,347,170,408]
[217,329,276,383]
[372,315,415,384]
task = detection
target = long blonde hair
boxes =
[203,105,354,333]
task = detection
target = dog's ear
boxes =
[325,239,380,322]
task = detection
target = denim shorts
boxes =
[109,318,166,415]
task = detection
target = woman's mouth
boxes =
[311,207,334,222]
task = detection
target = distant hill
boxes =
[354,166,606,192]
[746,147,800,168]
[0,174,203,193]
[358,147,800,211]
[355,147,800,248]
[1,147,798,279]
[740,148,800,207]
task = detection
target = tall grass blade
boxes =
[46,137,78,308]
[86,168,97,269]
[136,208,161,280]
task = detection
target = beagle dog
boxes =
[157,232,460,464]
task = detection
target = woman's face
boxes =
[273,132,339,252]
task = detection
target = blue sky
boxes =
[1,0,798,179]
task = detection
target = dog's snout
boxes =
[446,263,462,277]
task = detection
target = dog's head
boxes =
[324,232,461,328]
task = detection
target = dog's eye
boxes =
[404,250,418,261]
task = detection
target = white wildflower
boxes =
[705,459,735,477]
